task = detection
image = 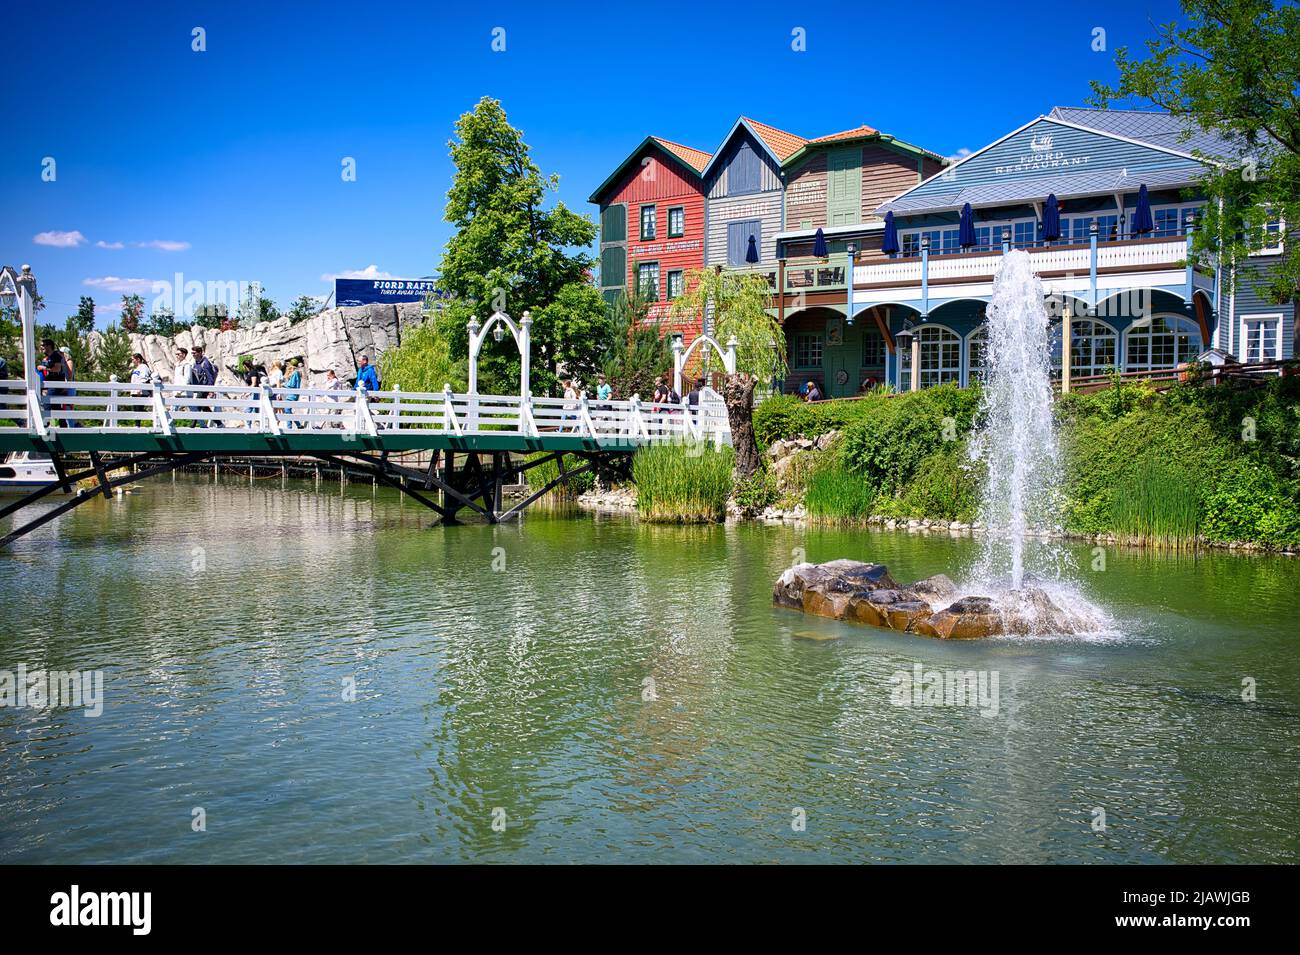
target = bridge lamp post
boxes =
[1,265,39,421]
[467,309,532,400]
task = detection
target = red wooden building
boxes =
[588,136,711,343]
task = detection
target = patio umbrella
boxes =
[958,203,976,248]
[812,227,829,258]
[745,234,759,263]
[1042,193,1061,241]
[881,211,899,255]
[1132,184,1154,235]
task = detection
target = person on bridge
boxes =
[189,346,218,428]
[323,369,348,428]
[38,339,73,427]
[355,355,379,393]
[284,360,303,429]
[687,377,704,410]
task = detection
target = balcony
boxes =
[782,256,847,294]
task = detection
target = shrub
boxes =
[732,468,779,512]
[1201,458,1300,549]
[805,461,876,523]
[896,444,980,522]
[633,443,734,522]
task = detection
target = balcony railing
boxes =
[782,257,847,294]
[854,235,1192,288]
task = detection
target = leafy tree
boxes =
[194,303,229,329]
[1090,0,1300,302]
[70,296,96,337]
[670,268,785,478]
[601,282,672,400]
[140,307,179,337]
[532,282,611,390]
[434,97,597,395]
[238,283,279,325]
[379,320,467,394]
[96,323,134,381]
[286,295,321,325]
[120,294,143,332]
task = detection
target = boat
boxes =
[0,451,64,494]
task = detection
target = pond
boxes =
[1,476,1297,863]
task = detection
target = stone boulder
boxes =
[773,560,1092,639]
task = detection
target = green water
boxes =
[1,476,1298,863]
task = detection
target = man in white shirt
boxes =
[173,347,194,392]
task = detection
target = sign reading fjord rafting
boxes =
[335,277,442,307]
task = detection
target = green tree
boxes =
[286,295,320,325]
[140,307,179,337]
[96,323,134,381]
[1090,0,1300,302]
[238,283,279,325]
[379,320,467,394]
[601,282,672,400]
[533,282,611,390]
[70,296,96,337]
[194,303,229,329]
[434,97,598,395]
[670,268,785,383]
[120,294,143,332]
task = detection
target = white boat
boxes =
[0,451,63,494]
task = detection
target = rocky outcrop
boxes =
[89,302,426,388]
[773,560,1096,639]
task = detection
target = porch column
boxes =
[777,257,786,325]
[845,244,857,325]
[1061,303,1072,394]
[1089,220,1099,308]
[910,335,920,393]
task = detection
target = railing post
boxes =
[390,384,402,431]
[724,336,738,376]
[354,386,378,436]
[151,381,173,435]
[26,384,47,438]
[672,334,685,397]
[520,391,539,437]
[629,396,650,441]
[442,384,462,436]
[260,384,281,435]
[1061,304,1073,394]
[1089,220,1099,308]
[579,394,596,438]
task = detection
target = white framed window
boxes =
[1124,314,1203,371]
[637,261,660,301]
[639,205,657,241]
[966,325,988,386]
[898,324,962,390]
[666,269,684,300]
[1250,214,1285,257]
[667,207,685,238]
[794,334,823,369]
[1241,314,1282,362]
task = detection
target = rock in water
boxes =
[773,560,1088,639]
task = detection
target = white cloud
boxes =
[96,240,125,249]
[82,276,160,294]
[134,239,191,252]
[321,264,395,281]
[949,147,972,162]
[34,230,87,248]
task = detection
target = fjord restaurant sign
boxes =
[335,277,443,307]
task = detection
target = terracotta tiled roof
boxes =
[651,137,711,172]
[740,117,807,162]
[811,124,881,144]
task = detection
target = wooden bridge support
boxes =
[0,447,634,548]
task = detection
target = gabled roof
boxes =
[587,135,711,204]
[651,137,711,173]
[1048,107,1244,162]
[782,125,948,168]
[700,117,806,176]
[875,111,1221,218]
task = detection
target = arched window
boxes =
[966,325,988,385]
[899,324,962,390]
[1124,315,1202,372]
[1067,318,1118,378]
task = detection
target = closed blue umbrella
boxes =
[1132,184,1154,235]
[812,227,829,258]
[1042,193,1061,241]
[745,234,759,264]
[958,202,976,248]
[881,211,899,255]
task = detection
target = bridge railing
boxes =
[7,379,733,446]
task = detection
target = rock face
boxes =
[773,560,1092,639]
[89,302,426,389]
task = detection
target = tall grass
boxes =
[1110,457,1201,547]
[633,443,734,523]
[805,462,876,523]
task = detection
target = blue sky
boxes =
[4,0,1185,326]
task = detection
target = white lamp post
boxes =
[1,265,40,430]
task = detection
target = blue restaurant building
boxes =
[843,107,1294,391]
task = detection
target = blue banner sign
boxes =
[335,277,444,308]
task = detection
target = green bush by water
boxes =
[633,443,734,523]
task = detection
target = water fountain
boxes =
[774,250,1109,638]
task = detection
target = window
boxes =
[795,334,823,369]
[967,325,988,385]
[639,205,657,241]
[1251,214,1285,256]
[1066,318,1118,378]
[667,270,684,300]
[637,262,660,301]
[862,329,886,368]
[1241,315,1282,362]
[728,219,762,266]
[1125,315,1202,371]
[898,325,961,390]
[1013,220,1037,248]
[667,207,685,238]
